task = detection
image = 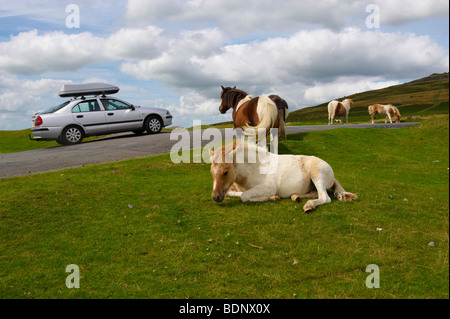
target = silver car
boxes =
[30,83,173,145]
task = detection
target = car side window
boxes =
[101,99,131,111]
[73,100,101,113]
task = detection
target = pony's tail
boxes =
[332,180,358,201]
[242,95,278,136]
[368,105,373,115]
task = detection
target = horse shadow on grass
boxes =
[277,132,307,155]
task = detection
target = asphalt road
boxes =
[0,122,418,178]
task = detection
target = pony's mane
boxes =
[221,87,249,109]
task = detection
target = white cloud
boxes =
[0,30,103,74]
[120,27,448,95]
[0,72,72,129]
[103,26,165,60]
[124,0,449,34]
[375,0,449,26]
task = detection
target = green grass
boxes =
[1,115,448,299]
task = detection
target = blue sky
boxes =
[0,0,448,130]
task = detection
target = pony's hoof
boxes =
[291,194,301,202]
[303,205,314,213]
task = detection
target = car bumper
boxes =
[164,115,173,127]
[30,127,62,141]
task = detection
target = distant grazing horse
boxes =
[219,86,289,141]
[368,104,401,124]
[327,99,353,125]
[210,141,357,213]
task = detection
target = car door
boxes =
[72,99,108,135]
[100,98,143,132]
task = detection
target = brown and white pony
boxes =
[327,99,353,125]
[210,141,357,213]
[219,86,289,141]
[368,104,401,124]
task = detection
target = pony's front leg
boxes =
[386,113,392,123]
[226,190,243,198]
[226,183,243,198]
[240,185,275,202]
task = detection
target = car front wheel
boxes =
[145,116,162,134]
[59,126,84,145]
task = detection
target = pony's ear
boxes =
[233,86,236,89]
[221,86,225,90]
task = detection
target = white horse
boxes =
[327,99,353,125]
[368,104,401,124]
[210,141,357,213]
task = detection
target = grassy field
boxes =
[1,114,448,299]
[286,76,449,126]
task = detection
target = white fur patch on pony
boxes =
[242,95,278,134]
[235,95,253,112]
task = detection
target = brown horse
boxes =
[219,86,289,140]
[368,104,401,124]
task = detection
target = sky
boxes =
[0,0,448,130]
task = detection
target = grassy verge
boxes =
[0,116,448,298]
[0,129,115,154]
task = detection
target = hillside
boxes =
[286,72,449,125]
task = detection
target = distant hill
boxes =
[409,72,449,84]
[286,72,449,125]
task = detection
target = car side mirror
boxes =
[130,105,135,111]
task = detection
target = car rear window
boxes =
[40,101,70,114]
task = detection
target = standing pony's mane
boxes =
[220,87,249,113]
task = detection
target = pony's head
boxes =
[393,107,401,123]
[368,105,374,115]
[219,86,247,114]
[210,143,237,202]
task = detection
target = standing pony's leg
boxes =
[346,111,349,124]
[278,109,286,141]
[386,113,392,123]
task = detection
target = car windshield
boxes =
[40,101,70,114]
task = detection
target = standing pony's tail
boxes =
[368,105,373,115]
[242,95,278,137]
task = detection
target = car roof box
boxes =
[59,83,120,98]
